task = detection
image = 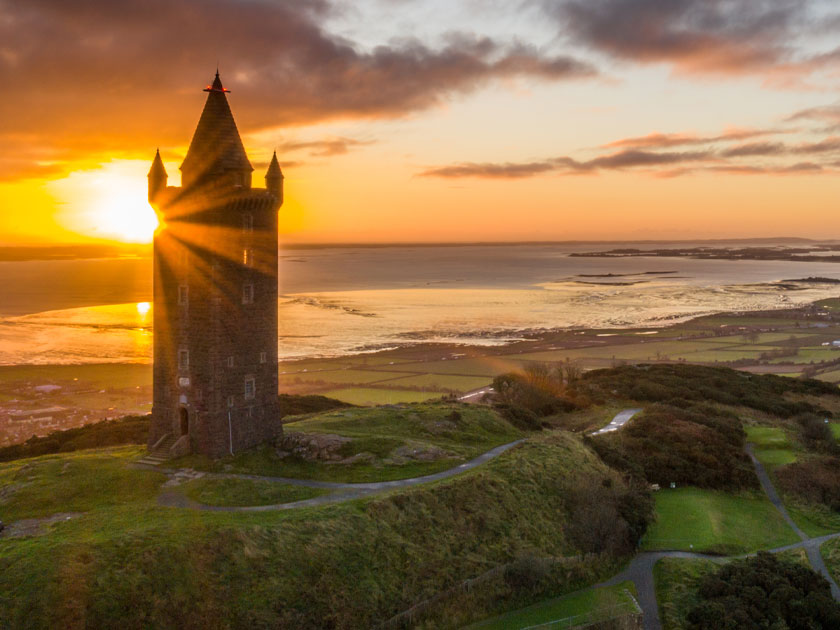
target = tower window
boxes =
[243,249,253,267]
[178,285,189,306]
[244,377,256,400]
[227,395,235,408]
[226,356,235,368]
[260,351,267,364]
[242,213,253,232]
[242,284,254,304]
[178,349,189,371]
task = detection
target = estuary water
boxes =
[2,242,840,365]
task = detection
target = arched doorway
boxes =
[179,407,189,436]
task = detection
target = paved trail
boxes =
[155,439,525,512]
[597,443,840,630]
[146,409,840,629]
[590,408,643,436]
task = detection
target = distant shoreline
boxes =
[0,237,833,262]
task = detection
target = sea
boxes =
[2,242,840,365]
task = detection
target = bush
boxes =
[588,403,757,491]
[492,371,579,419]
[687,552,840,629]
[775,457,840,511]
[573,364,838,418]
[563,476,655,556]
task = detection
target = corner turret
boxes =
[265,151,284,207]
[148,149,167,204]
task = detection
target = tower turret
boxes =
[265,151,284,207]
[147,149,167,204]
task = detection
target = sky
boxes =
[3,0,840,244]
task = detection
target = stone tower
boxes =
[147,72,283,459]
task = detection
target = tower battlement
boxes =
[147,73,283,459]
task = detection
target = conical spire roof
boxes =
[266,151,284,179]
[148,148,167,178]
[180,72,253,184]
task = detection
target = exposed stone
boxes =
[0,512,82,539]
[276,431,352,461]
[386,445,453,464]
[162,468,206,488]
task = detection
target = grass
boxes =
[318,387,444,405]
[821,538,840,584]
[180,478,329,507]
[278,369,407,385]
[831,423,840,440]
[654,557,720,630]
[171,402,522,483]
[785,502,840,538]
[382,373,492,392]
[0,363,152,389]
[466,581,639,630]
[0,446,164,520]
[642,487,800,554]
[745,426,797,467]
[0,432,631,630]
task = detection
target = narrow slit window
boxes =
[226,356,234,368]
[259,351,267,364]
[242,213,253,232]
[243,249,253,267]
[227,395,235,408]
[244,377,256,400]
[178,349,189,371]
[242,283,254,304]
[178,285,189,306]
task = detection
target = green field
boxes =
[319,387,444,405]
[745,426,797,466]
[181,477,328,507]
[383,373,491,392]
[831,423,840,440]
[467,582,639,630]
[642,488,800,554]
[0,363,152,388]
[278,369,406,385]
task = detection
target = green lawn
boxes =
[466,582,639,630]
[180,477,329,507]
[319,387,444,405]
[745,426,797,466]
[642,488,800,554]
[831,423,840,440]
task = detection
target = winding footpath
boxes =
[143,408,840,629]
[597,442,840,630]
[154,439,525,512]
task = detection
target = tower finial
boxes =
[204,70,229,93]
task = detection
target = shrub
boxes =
[687,552,840,629]
[573,364,838,418]
[588,403,757,491]
[775,457,840,511]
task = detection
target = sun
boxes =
[90,171,159,243]
[51,160,161,243]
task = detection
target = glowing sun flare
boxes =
[91,174,159,242]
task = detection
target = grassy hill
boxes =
[0,428,650,629]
